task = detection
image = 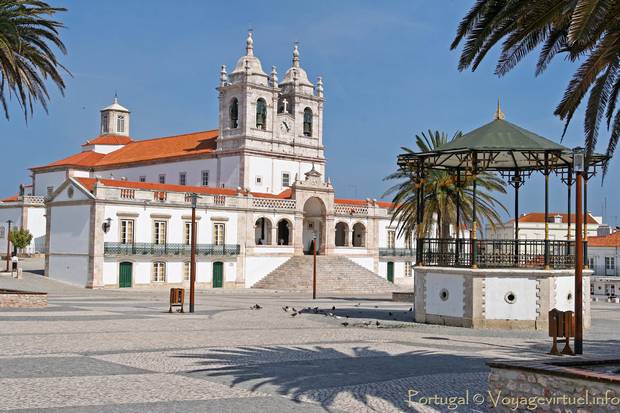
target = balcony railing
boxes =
[417,238,575,269]
[104,242,241,256]
[379,248,416,257]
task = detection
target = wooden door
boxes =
[213,262,223,288]
[119,262,132,288]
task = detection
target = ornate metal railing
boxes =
[417,238,575,269]
[104,242,240,256]
[379,248,416,257]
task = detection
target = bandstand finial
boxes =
[495,98,505,120]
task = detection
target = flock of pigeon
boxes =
[249,302,413,328]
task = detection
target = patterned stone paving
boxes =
[1,260,619,412]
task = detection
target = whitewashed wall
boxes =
[484,276,538,320]
[100,158,218,187]
[244,256,289,287]
[33,170,68,196]
[554,275,574,311]
[26,207,46,253]
[425,273,465,317]
[245,156,322,193]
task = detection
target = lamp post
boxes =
[312,233,317,300]
[5,220,12,272]
[573,147,585,355]
[189,193,198,313]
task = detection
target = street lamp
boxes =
[573,146,585,355]
[312,233,317,300]
[189,193,199,313]
[5,220,12,272]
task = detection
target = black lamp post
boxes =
[573,146,585,355]
[5,220,12,272]
[189,193,199,313]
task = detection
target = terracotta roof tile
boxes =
[82,135,133,146]
[335,198,368,205]
[32,130,218,171]
[589,231,620,247]
[508,212,599,225]
[75,177,239,196]
[0,194,18,202]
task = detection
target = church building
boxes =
[3,32,414,290]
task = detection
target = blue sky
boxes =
[1,1,617,225]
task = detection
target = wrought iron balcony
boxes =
[104,242,240,256]
[379,248,416,257]
[417,238,575,269]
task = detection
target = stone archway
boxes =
[335,222,349,247]
[277,219,292,245]
[255,217,273,245]
[303,197,326,254]
[352,222,366,247]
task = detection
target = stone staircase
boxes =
[252,255,402,294]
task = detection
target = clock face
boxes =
[280,121,290,133]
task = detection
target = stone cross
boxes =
[282,98,288,113]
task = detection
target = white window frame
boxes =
[120,219,134,244]
[387,230,395,249]
[606,256,615,270]
[153,220,167,245]
[213,223,225,246]
[179,172,187,186]
[183,221,192,245]
[201,170,209,186]
[117,115,125,133]
[159,174,166,184]
[0,227,4,239]
[47,186,54,197]
[405,261,412,277]
[102,114,109,134]
[282,172,290,188]
[255,176,263,185]
[139,176,146,182]
[152,262,166,282]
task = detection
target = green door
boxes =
[213,262,223,288]
[387,262,394,283]
[119,262,132,288]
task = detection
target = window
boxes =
[153,221,167,244]
[256,176,262,185]
[152,262,166,282]
[159,174,166,184]
[303,107,313,136]
[387,230,396,249]
[405,261,412,277]
[213,223,225,245]
[102,114,109,134]
[282,172,290,187]
[117,115,125,133]
[47,186,54,197]
[256,98,267,130]
[201,170,209,186]
[179,172,187,186]
[606,257,615,270]
[229,97,238,128]
[183,261,191,281]
[405,234,412,249]
[589,257,595,269]
[139,176,146,183]
[120,220,134,244]
[0,227,4,239]
[183,221,192,245]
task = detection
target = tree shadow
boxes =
[174,345,491,412]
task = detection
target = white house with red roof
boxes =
[486,212,604,241]
[25,32,413,290]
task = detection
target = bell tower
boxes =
[100,96,130,136]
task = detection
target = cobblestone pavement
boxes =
[1,259,619,412]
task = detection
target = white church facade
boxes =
[0,33,414,290]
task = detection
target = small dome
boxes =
[101,97,129,113]
[231,31,267,77]
[281,44,313,87]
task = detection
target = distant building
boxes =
[486,212,603,241]
[587,231,620,298]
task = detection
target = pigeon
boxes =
[327,312,334,317]
[363,321,372,327]
[388,312,393,316]
[250,304,262,310]
[374,305,378,308]
[290,312,298,317]
[409,307,413,312]
[292,307,297,312]
[354,303,360,307]
[331,306,336,311]
[282,306,289,312]
[341,322,349,327]
[375,321,381,327]
[313,307,319,313]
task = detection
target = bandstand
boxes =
[397,106,607,330]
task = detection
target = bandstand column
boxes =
[455,168,461,265]
[471,153,478,268]
[583,172,589,268]
[544,153,550,269]
[567,166,572,241]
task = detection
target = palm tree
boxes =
[0,0,69,120]
[451,0,620,171]
[384,130,507,240]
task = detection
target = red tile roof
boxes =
[335,198,368,205]
[32,130,218,171]
[82,134,133,146]
[589,231,620,247]
[0,195,18,202]
[75,177,240,196]
[508,212,599,225]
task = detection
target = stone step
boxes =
[253,255,403,293]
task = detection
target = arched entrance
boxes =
[335,222,349,246]
[352,222,366,247]
[303,197,326,254]
[254,217,272,245]
[277,219,292,245]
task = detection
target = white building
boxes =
[486,212,603,240]
[587,231,620,298]
[15,32,414,290]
